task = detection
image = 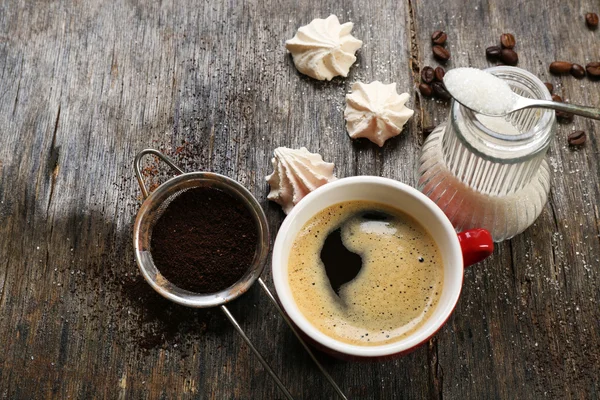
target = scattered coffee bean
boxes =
[586,13,599,29]
[556,110,574,122]
[549,61,573,74]
[421,66,435,83]
[432,31,447,45]
[586,62,600,77]
[434,66,445,82]
[570,64,586,79]
[500,49,519,66]
[544,82,554,94]
[567,130,586,146]
[432,45,451,62]
[419,83,433,97]
[423,126,435,137]
[432,82,451,100]
[485,46,502,60]
[552,94,563,102]
[500,33,516,49]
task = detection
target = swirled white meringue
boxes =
[344,81,414,147]
[265,147,337,214]
[285,15,362,81]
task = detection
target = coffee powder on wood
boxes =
[150,186,258,293]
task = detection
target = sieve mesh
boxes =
[134,172,269,308]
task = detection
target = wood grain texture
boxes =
[413,1,600,399]
[0,0,598,399]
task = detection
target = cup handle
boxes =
[457,229,494,267]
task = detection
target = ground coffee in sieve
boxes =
[150,186,258,293]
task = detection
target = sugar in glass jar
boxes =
[417,66,555,242]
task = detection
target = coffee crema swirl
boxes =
[288,200,443,346]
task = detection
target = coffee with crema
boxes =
[288,200,443,346]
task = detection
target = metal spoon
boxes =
[447,85,600,119]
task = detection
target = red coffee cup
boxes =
[272,176,493,360]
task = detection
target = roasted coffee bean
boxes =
[567,130,586,146]
[419,83,433,97]
[431,31,447,45]
[586,13,599,29]
[556,110,574,122]
[500,49,519,66]
[432,82,451,100]
[549,61,573,74]
[570,64,586,79]
[432,45,451,62]
[544,82,554,94]
[500,33,516,49]
[434,66,445,82]
[486,46,502,60]
[423,126,436,137]
[421,66,435,83]
[552,94,563,102]
[586,62,600,77]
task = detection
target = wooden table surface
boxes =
[1,0,599,398]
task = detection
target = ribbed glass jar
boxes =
[417,66,555,242]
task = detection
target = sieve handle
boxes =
[220,305,295,400]
[258,278,348,400]
[134,149,185,199]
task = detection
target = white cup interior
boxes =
[272,176,464,357]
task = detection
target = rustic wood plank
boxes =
[0,0,598,399]
[413,1,600,399]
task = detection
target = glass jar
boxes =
[417,66,555,242]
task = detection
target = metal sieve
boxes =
[133,149,346,400]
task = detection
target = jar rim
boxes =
[450,66,556,163]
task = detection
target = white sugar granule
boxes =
[443,68,516,116]
[476,114,520,135]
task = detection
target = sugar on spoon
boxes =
[443,67,600,120]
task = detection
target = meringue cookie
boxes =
[266,147,337,214]
[285,15,362,81]
[344,81,414,147]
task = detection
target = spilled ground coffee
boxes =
[150,186,258,293]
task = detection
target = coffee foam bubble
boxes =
[288,201,443,346]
